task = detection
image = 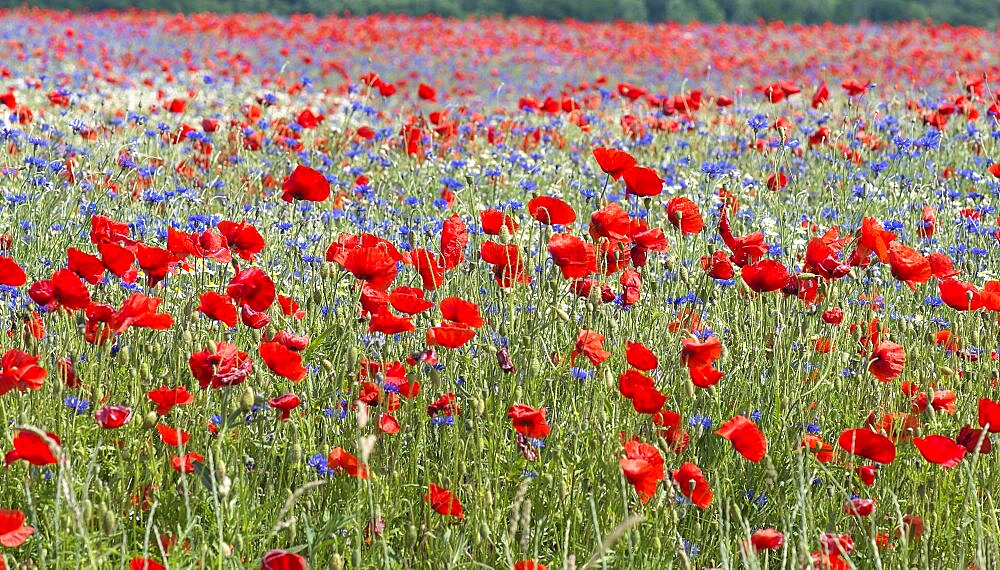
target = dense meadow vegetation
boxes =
[1,8,1000,570]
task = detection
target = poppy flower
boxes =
[439,297,483,328]
[0,256,26,287]
[718,210,769,266]
[528,196,576,225]
[822,307,844,325]
[156,424,190,447]
[898,515,924,542]
[593,147,637,180]
[689,365,724,388]
[389,287,434,314]
[327,447,369,479]
[259,342,307,382]
[620,439,664,503]
[0,349,47,396]
[369,309,415,335]
[424,483,463,518]
[480,241,530,287]
[217,221,265,261]
[427,393,460,418]
[277,295,305,319]
[261,549,308,570]
[198,292,238,327]
[508,404,551,438]
[939,279,983,311]
[227,268,276,312]
[269,393,302,420]
[856,465,877,486]
[680,336,722,369]
[409,248,445,291]
[978,398,1000,432]
[440,214,468,270]
[171,452,204,474]
[95,405,132,429]
[0,509,34,548]
[111,293,174,334]
[621,166,664,197]
[800,434,834,464]
[886,242,931,289]
[49,268,91,310]
[547,233,597,279]
[590,203,632,242]
[571,329,610,366]
[665,197,704,234]
[837,428,896,464]
[869,341,905,382]
[672,461,712,509]
[281,164,330,203]
[99,242,136,279]
[625,341,658,371]
[715,416,767,462]
[480,210,519,235]
[189,342,252,389]
[741,259,791,292]
[912,435,966,468]
[67,248,105,284]
[136,244,179,287]
[343,245,399,291]
[5,429,60,466]
[765,172,788,191]
[749,529,784,551]
[513,562,548,570]
[378,413,401,435]
[146,386,194,416]
[426,321,476,348]
[956,425,991,454]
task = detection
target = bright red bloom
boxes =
[621,166,664,197]
[0,256,26,287]
[439,297,483,328]
[750,529,784,551]
[956,425,991,454]
[189,342,252,390]
[0,349,47,396]
[0,509,34,548]
[741,259,791,292]
[218,220,266,261]
[51,268,91,310]
[227,268,276,312]
[939,279,983,311]
[673,461,712,509]
[480,210,519,235]
[571,329,610,366]
[665,197,704,234]
[95,405,132,429]
[625,341,658,371]
[440,213,468,270]
[590,203,632,242]
[886,242,931,289]
[689,365,724,388]
[528,196,576,225]
[593,147,636,180]
[838,428,896,464]
[426,321,476,348]
[136,244,179,287]
[261,550,308,570]
[508,403,551,438]
[5,430,60,466]
[856,217,896,263]
[327,447,369,479]
[718,210,769,266]
[620,439,664,503]
[680,336,722,369]
[281,164,330,203]
[869,341,905,382]
[513,562,548,570]
[343,245,399,291]
[548,233,597,279]
[67,248,105,284]
[147,386,194,416]
[198,292,238,327]
[378,413,401,434]
[171,452,204,474]
[912,435,966,468]
[156,424,190,447]
[259,342,307,382]
[424,483,463,518]
[111,293,174,334]
[978,398,1000,432]
[701,251,734,279]
[389,287,434,314]
[268,393,302,420]
[715,416,767,462]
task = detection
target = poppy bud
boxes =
[556,308,571,322]
[182,331,194,344]
[406,525,419,547]
[100,510,116,535]
[240,386,255,412]
[82,499,93,520]
[312,288,324,304]
[288,444,302,464]
[500,226,513,243]
[330,554,344,570]
[322,359,334,373]
[143,411,158,427]
[351,547,361,567]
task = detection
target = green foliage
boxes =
[1,0,999,24]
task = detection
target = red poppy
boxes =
[67,248,105,284]
[672,461,713,509]
[528,196,576,225]
[261,550,308,570]
[156,424,190,447]
[593,147,636,180]
[665,197,704,234]
[927,252,959,280]
[689,365,724,388]
[198,292,238,327]
[822,307,844,325]
[111,293,174,333]
[328,447,369,479]
[281,164,330,203]
[378,413,401,435]
[259,342,307,382]
[480,210,519,235]
[136,244,179,287]
[439,297,483,328]
[837,428,896,464]
[856,465,877,486]
[680,336,722,369]
[4,430,60,466]
[0,256,26,287]
[939,279,983,311]
[621,165,664,197]
[571,329,610,366]
[424,483,463,518]
[480,241,530,287]
[95,405,132,429]
[701,251,734,279]
[508,404,551,438]
[0,509,34,548]
[715,416,767,462]
[718,210,769,266]
[227,268,276,312]
[343,245,399,291]
[426,321,476,348]
[625,341,658,371]
[886,242,931,289]
[389,287,434,314]
[146,386,194,416]
[956,425,991,454]
[427,393,460,417]
[869,341,905,382]
[620,439,664,503]
[912,435,966,468]
[547,233,597,279]
[765,172,788,191]
[811,81,829,108]
[269,393,302,420]
[277,295,305,319]
[513,562,548,570]
[0,349,47,396]
[50,268,91,310]
[171,452,204,474]
[750,529,784,551]
[590,203,632,242]
[741,259,791,292]
[189,342,252,389]
[99,242,136,278]
[978,398,1000,432]
[217,221,265,261]
[440,213,468,270]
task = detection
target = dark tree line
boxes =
[2,0,997,25]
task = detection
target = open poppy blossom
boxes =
[749,528,784,551]
[5,429,61,466]
[715,415,767,462]
[672,461,712,509]
[328,447,369,479]
[621,165,664,197]
[912,435,966,468]
[571,329,610,366]
[424,483,463,518]
[259,342,307,382]
[527,196,576,225]
[261,550,308,570]
[665,197,704,234]
[281,164,330,203]
[0,509,34,548]
[0,349,47,396]
[156,424,190,447]
[838,428,896,464]
[548,233,597,278]
[593,147,636,180]
[95,405,133,429]
[190,342,252,389]
[869,341,905,382]
[741,259,791,292]
[620,439,664,502]
[625,341,658,371]
[508,404,551,438]
[0,256,26,287]
[198,292,238,327]
[268,393,302,420]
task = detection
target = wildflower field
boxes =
[2,8,1000,570]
